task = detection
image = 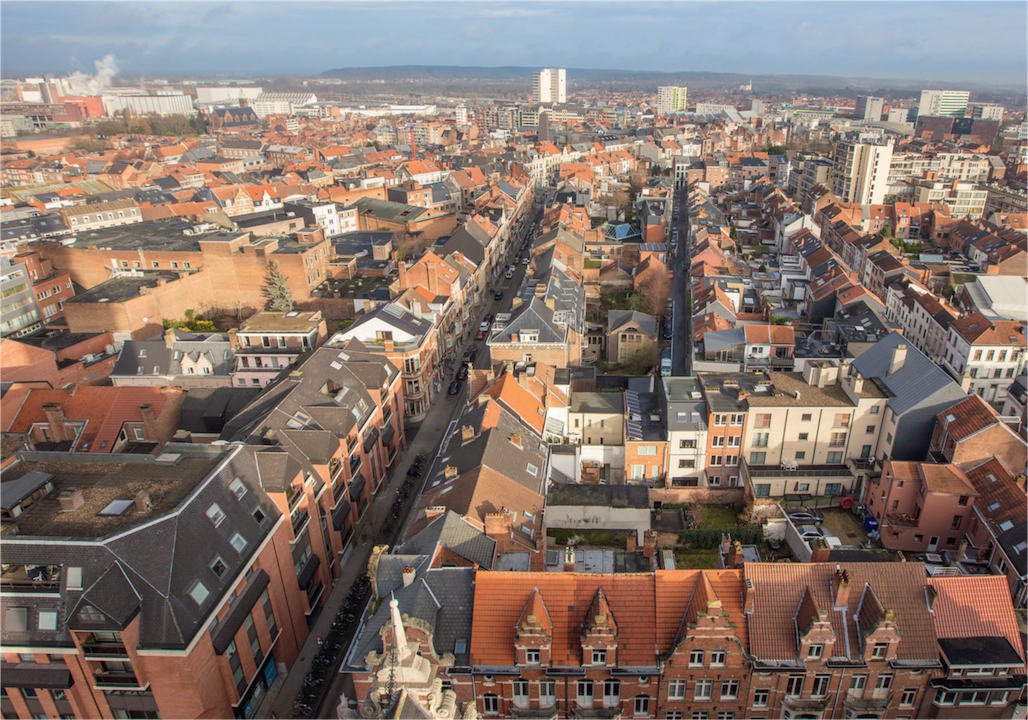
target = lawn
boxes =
[547,528,633,547]
[693,504,740,529]
[675,549,720,569]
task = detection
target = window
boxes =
[634,696,650,716]
[38,610,58,630]
[230,533,248,553]
[252,506,267,524]
[798,433,809,441]
[754,413,772,428]
[689,650,704,666]
[577,680,594,705]
[78,604,104,623]
[755,483,771,498]
[694,679,713,700]
[483,695,499,715]
[801,413,812,422]
[679,459,695,469]
[808,643,823,659]
[230,477,247,500]
[717,714,734,720]
[592,649,607,665]
[727,436,741,447]
[712,436,725,447]
[721,680,739,700]
[209,555,229,579]
[513,680,529,706]
[812,675,830,697]
[958,495,969,507]
[871,643,888,659]
[753,689,769,707]
[525,648,540,664]
[827,451,843,464]
[713,414,727,426]
[710,455,723,467]
[206,503,226,527]
[188,580,210,605]
[680,439,696,449]
[667,714,684,720]
[875,674,893,690]
[730,414,745,426]
[900,688,917,707]
[66,567,82,590]
[785,675,804,697]
[829,432,847,446]
[692,714,708,720]
[539,680,556,706]
[750,452,766,465]
[935,691,957,706]
[638,445,657,456]
[709,651,726,667]
[667,680,687,700]
[752,432,769,448]
[604,680,620,705]
[866,425,876,434]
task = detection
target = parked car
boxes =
[457,364,469,380]
[464,348,478,363]
[661,347,671,360]
[494,290,504,301]
[663,326,673,340]
[786,508,825,525]
[479,321,491,332]
[484,314,495,323]
[475,330,487,341]
[797,525,825,541]
[660,357,672,377]
[447,380,462,395]
[522,257,529,265]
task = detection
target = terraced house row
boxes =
[343,560,1025,720]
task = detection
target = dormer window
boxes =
[871,642,889,659]
[592,649,607,665]
[526,649,540,664]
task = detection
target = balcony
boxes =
[0,565,60,593]
[885,512,920,528]
[92,671,146,690]
[82,642,130,660]
[742,459,854,479]
[349,455,362,477]
[285,483,304,511]
[290,509,310,536]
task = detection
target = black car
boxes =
[663,325,673,339]
[467,348,478,363]
[484,313,495,323]
[457,364,469,380]
[447,380,462,395]
[494,290,504,301]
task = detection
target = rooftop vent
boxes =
[58,489,84,513]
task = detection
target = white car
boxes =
[798,526,835,541]
[479,321,491,332]
[660,358,672,377]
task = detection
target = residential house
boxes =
[232,310,328,388]
[606,310,657,363]
[111,329,235,389]
[941,312,1027,407]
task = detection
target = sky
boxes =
[2,1,1026,87]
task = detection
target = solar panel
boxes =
[626,420,643,440]
[625,391,641,415]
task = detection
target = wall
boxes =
[545,505,650,541]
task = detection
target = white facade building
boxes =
[656,86,688,115]
[918,89,970,118]
[532,68,566,104]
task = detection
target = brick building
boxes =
[10,251,75,326]
[231,310,328,388]
[0,331,117,387]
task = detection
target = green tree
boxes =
[765,145,788,155]
[628,293,646,313]
[758,262,767,273]
[771,316,791,326]
[881,226,892,238]
[729,225,738,241]
[262,261,294,312]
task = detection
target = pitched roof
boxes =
[927,575,1026,672]
[950,312,1026,346]
[470,572,657,667]
[962,458,1027,530]
[745,563,939,664]
[850,332,963,416]
[938,394,1002,441]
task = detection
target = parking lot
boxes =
[818,507,872,547]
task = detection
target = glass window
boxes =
[188,581,209,605]
[753,690,769,707]
[634,696,650,716]
[483,695,499,714]
[525,649,540,664]
[785,675,803,697]
[667,680,687,700]
[812,675,830,697]
[709,651,726,667]
[721,680,739,700]
[689,650,704,666]
[694,679,712,700]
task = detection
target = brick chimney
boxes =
[384,340,394,352]
[461,425,476,443]
[484,511,513,539]
[509,432,522,449]
[164,328,177,348]
[397,260,408,290]
[58,488,84,512]
[810,537,832,562]
[834,568,851,609]
[563,545,576,572]
[626,533,637,553]
[139,404,158,441]
[642,530,656,559]
[424,506,446,522]
[134,490,152,513]
[727,540,744,569]
[42,403,70,443]
[743,577,755,613]
[444,465,458,481]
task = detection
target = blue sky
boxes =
[2,1,1025,87]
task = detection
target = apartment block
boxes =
[830,138,893,205]
[656,85,688,115]
[854,95,884,121]
[532,68,566,104]
[231,310,328,388]
[941,312,1027,407]
[918,89,971,118]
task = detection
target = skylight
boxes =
[98,500,134,517]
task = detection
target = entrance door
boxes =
[928,536,940,552]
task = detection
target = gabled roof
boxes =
[927,575,1026,672]
[938,394,1003,441]
[850,332,963,416]
[607,310,657,337]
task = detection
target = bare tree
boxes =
[639,271,671,318]
[612,189,630,221]
[392,230,416,263]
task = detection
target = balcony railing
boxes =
[743,459,854,478]
[349,455,362,476]
[290,509,310,536]
[285,484,304,510]
[884,512,920,528]
[92,671,145,690]
[82,642,130,660]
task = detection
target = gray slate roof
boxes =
[397,510,496,569]
[608,310,658,337]
[112,330,234,379]
[850,331,963,416]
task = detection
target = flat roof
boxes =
[239,311,322,333]
[66,273,185,304]
[1,455,222,538]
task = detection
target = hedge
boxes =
[678,525,765,549]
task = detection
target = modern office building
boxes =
[830,137,893,206]
[532,68,566,104]
[918,89,970,118]
[854,95,884,122]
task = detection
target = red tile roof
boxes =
[938,394,1002,441]
[963,458,1027,529]
[927,575,1026,672]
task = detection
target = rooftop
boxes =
[238,311,324,334]
[66,272,185,304]
[1,454,222,538]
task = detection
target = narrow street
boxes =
[670,184,692,377]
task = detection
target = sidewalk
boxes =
[259,387,467,719]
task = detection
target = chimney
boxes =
[58,488,84,512]
[134,490,152,513]
[397,260,408,289]
[384,340,394,352]
[810,537,832,562]
[727,540,744,569]
[42,403,69,443]
[227,329,239,350]
[509,432,522,449]
[563,545,576,572]
[461,425,475,443]
[642,530,656,559]
[164,328,177,348]
[484,511,513,539]
[444,465,458,481]
[424,505,446,522]
[889,343,907,375]
[834,568,851,609]
[743,577,755,613]
[402,566,416,588]
[426,264,440,296]
[139,404,158,442]
[511,298,522,309]
[627,533,637,552]
[957,538,968,561]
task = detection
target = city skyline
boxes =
[2,1,1026,87]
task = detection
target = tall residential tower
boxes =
[532,68,566,104]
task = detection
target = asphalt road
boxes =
[670,185,692,377]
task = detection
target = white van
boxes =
[505,267,515,279]
[660,358,672,377]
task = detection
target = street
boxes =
[670,185,692,376]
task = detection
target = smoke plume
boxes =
[67,54,119,96]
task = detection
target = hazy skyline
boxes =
[2,1,1026,88]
